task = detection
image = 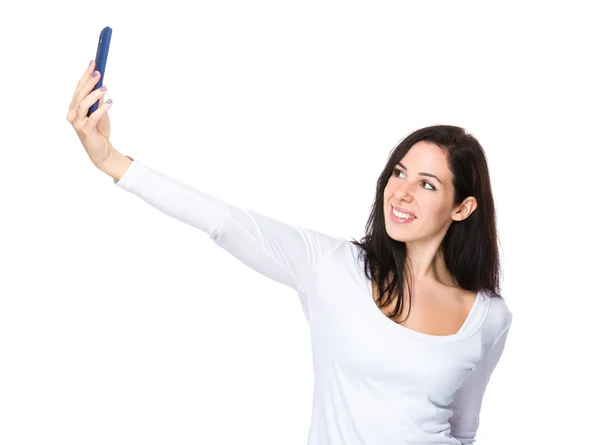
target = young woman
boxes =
[67,61,512,445]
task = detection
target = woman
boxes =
[67,61,512,445]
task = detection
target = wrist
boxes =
[98,150,133,182]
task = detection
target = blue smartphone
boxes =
[87,26,112,117]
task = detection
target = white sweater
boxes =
[114,159,512,445]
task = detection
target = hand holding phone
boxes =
[87,26,112,116]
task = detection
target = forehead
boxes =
[399,141,451,175]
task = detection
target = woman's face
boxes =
[383,141,466,244]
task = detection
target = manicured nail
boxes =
[92,71,99,78]
[89,60,94,66]
[106,99,113,105]
[100,86,107,91]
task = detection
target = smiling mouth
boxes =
[392,208,416,220]
[390,207,417,223]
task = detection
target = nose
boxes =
[393,181,415,202]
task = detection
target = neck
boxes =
[404,242,457,288]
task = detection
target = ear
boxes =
[451,197,478,222]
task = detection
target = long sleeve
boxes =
[113,159,345,319]
[449,323,512,444]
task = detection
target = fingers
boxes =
[67,61,102,123]
[74,96,113,139]
[87,98,113,130]
[76,86,108,121]
[68,60,95,112]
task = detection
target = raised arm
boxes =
[101,155,345,319]
[67,61,345,321]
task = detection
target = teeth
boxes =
[392,208,415,219]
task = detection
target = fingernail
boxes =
[107,99,113,105]
[100,86,107,91]
[92,71,99,78]
[89,60,94,66]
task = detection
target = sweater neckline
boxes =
[353,246,489,343]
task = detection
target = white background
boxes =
[1,1,598,444]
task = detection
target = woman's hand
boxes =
[66,60,115,166]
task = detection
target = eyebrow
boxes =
[397,162,443,185]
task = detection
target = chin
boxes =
[384,222,411,243]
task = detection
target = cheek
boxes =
[415,193,443,213]
[422,197,454,222]
[383,184,392,201]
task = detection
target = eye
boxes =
[392,167,437,191]
[392,167,406,178]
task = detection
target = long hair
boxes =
[350,124,501,321]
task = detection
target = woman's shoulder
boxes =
[479,288,513,341]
